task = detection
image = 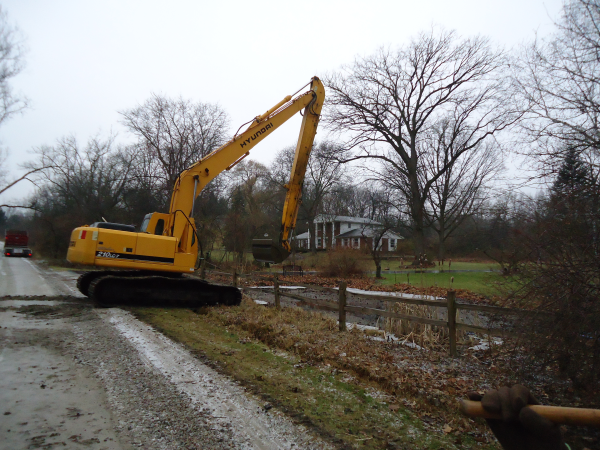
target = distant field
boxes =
[378,270,508,297]
[207,249,508,297]
[386,260,500,272]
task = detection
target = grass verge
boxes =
[132,297,498,450]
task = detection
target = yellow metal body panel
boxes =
[174,253,196,270]
[96,229,137,255]
[279,79,324,249]
[67,226,195,273]
[93,258,194,273]
[142,212,171,235]
[136,234,177,258]
[67,227,97,265]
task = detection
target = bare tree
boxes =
[359,216,398,278]
[0,6,26,127]
[0,7,32,200]
[323,182,400,222]
[270,141,348,252]
[423,120,504,259]
[21,135,136,256]
[512,0,600,171]
[28,135,136,221]
[0,143,48,201]
[119,94,229,203]
[325,29,519,259]
[223,160,272,261]
[505,0,600,393]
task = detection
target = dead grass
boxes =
[383,303,483,351]
[132,296,500,449]
[193,271,597,449]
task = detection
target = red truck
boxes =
[3,230,32,257]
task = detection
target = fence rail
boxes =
[204,269,527,356]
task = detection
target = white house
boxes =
[292,215,403,252]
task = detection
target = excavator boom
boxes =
[168,77,324,263]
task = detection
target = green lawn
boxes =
[378,270,508,297]
[207,250,508,297]
[380,260,501,271]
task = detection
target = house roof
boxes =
[335,228,403,240]
[313,214,381,225]
[291,231,310,240]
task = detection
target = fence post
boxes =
[447,290,457,357]
[339,281,347,332]
[274,275,281,309]
[233,270,238,288]
[200,258,206,280]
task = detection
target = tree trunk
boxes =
[437,225,446,260]
[437,236,445,260]
[375,264,382,278]
[410,169,426,259]
[413,226,425,259]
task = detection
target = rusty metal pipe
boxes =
[459,399,600,427]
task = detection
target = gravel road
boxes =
[0,256,332,450]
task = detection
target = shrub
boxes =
[318,247,367,278]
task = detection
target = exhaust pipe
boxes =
[252,239,290,264]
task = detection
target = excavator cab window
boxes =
[140,214,152,233]
[155,219,164,236]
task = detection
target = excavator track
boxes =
[87,273,241,308]
[76,271,158,297]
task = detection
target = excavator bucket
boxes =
[252,239,290,264]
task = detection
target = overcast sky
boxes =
[0,0,564,204]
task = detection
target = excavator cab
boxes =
[140,212,171,235]
[252,239,290,264]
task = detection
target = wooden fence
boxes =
[202,269,526,357]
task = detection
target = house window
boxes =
[347,223,351,229]
[317,238,322,247]
[353,238,359,247]
[390,239,396,248]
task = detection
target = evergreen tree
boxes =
[552,147,590,197]
[548,146,592,224]
[0,208,6,233]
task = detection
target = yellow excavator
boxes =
[67,77,325,307]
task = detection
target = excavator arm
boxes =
[251,84,324,263]
[167,76,325,263]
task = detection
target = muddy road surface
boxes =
[0,257,331,450]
